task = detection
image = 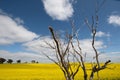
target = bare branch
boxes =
[44,53,58,65]
[85,18,92,31]
[44,40,55,49]
[49,26,63,63]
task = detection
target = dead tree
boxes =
[85,16,111,80]
[71,37,88,80]
[44,1,111,80]
[70,1,111,80]
[70,21,88,80]
[84,1,111,80]
[45,27,81,80]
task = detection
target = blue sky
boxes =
[0,0,120,62]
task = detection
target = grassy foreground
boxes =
[0,63,120,80]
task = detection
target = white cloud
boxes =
[95,31,110,37]
[0,50,50,63]
[79,39,106,51]
[23,36,108,62]
[42,0,74,21]
[0,49,119,63]
[14,17,24,25]
[1,35,117,62]
[23,36,55,54]
[102,52,120,62]
[0,9,7,15]
[108,15,120,26]
[72,39,107,61]
[0,13,38,45]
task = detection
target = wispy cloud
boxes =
[14,17,24,25]
[23,36,108,62]
[108,15,120,26]
[0,48,119,63]
[104,52,120,62]
[0,11,39,45]
[42,0,74,21]
[95,31,110,37]
[0,34,118,62]
[23,36,55,54]
[0,50,49,63]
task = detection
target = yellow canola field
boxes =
[0,63,120,80]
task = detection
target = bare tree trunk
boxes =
[80,55,87,80]
[90,72,94,80]
[83,66,87,80]
[66,76,74,80]
[47,27,81,80]
[71,38,88,80]
[89,60,111,80]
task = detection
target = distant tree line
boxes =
[0,57,39,64]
